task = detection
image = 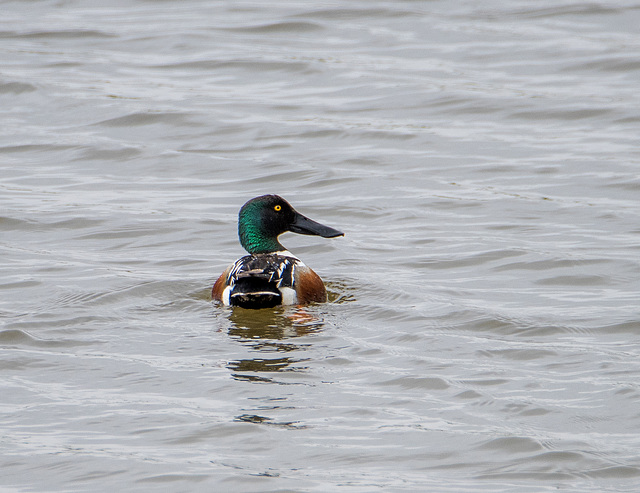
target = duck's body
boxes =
[212,195,343,309]
[212,250,326,308]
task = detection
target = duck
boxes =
[212,195,343,309]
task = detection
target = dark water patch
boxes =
[44,61,83,69]
[477,436,543,454]
[377,376,449,390]
[322,357,354,366]
[220,21,323,34]
[614,116,640,125]
[351,128,418,141]
[0,355,50,371]
[478,348,557,361]
[392,333,424,343]
[421,249,526,270]
[154,59,313,74]
[493,257,609,272]
[350,347,383,357]
[69,467,131,484]
[0,82,37,94]
[181,142,289,154]
[535,274,609,286]
[429,197,487,210]
[93,112,198,128]
[4,315,118,333]
[506,4,622,19]
[57,280,200,312]
[601,320,640,334]
[75,225,178,241]
[454,390,483,399]
[477,472,575,481]
[0,29,114,39]
[72,146,143,162]
[516,324,591,338]
[0,144,78,154]
[454,313,576,337]
[511,108,614,122]
[0,329,92,348]
[36,217,106,230]
[585,466,640,478]
[292,7,418,20]
[614,386,638,396]
[228,169,317,186]
[518,407,552,417]
[354,303,429,325]
[0,216,36,230]
[429,97,506,116]
[603,179,640,192]
[532,450,599,463]
[459,378,509,387]
[189,286,216,304]
[136,473,213,484]
[46,289,116,309]
[565,56,640,74]
[475,450,598,481]
[256,128,346,142]
[0,329,42,345]
[0,280,41,290]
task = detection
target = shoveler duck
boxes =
[212,195,343,309]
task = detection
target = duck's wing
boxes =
[212,264,233,302]
[293,264,327,304]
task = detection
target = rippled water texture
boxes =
[2,1,640,491]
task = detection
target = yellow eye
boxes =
[274,205,282,211]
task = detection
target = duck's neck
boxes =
[239,223,284,254]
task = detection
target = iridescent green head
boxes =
[238,195,343,254]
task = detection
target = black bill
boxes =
[289,212,344,238]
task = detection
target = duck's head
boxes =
[238,195,343,254]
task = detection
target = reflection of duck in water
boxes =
[227,306,324,343]
[212,195,343,309]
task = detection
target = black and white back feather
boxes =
[224,253,299,308]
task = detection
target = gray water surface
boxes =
[2,1,640,492]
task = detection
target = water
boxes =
[2,1,640,491]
